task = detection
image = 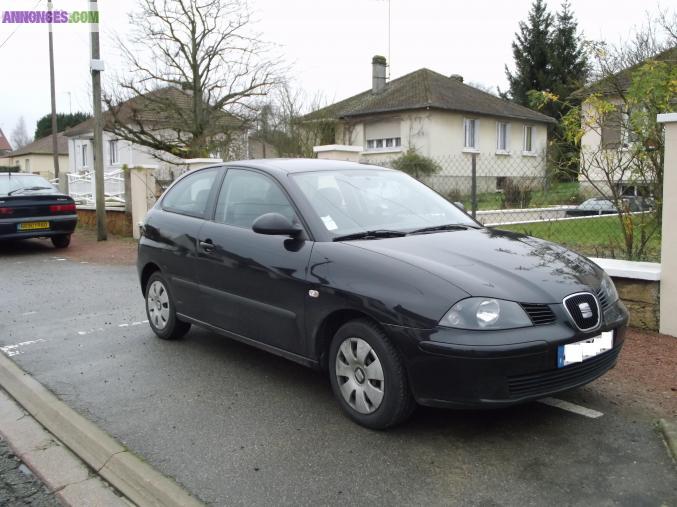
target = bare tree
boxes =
[10,116,31,149]
[588,8,677,79]
[107,0,281,159]
[253,84,334,158]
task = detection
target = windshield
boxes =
[0,174,55,196]
[291,168,477,237]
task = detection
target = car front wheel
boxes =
[329,319,415,429]
[145,272,191,340]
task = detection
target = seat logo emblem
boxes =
[578,302,593,319]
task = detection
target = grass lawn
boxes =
[496,214,661,262]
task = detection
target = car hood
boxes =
[343,228,603,304]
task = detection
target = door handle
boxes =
[199,239,215,253]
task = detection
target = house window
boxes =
[365,137,401,151]
[81,144,88,167]
[464,119,478,150]
[109,140,119,165]
[364,120,401,152]
[523,125,533,153]
[496,122,509,152]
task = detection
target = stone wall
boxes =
[76,209,133,237]
[613,277,659,331]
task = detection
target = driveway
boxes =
[1,235,675,506]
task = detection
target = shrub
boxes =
[501,178,533,209]
[391,149,441,179]
[0,166,20,173]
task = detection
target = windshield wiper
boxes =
[333,229,407,241]
[408,223,480,235]
[7,186,53,195]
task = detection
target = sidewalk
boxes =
[0,436,59,507]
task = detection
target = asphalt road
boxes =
[1,239,675,506]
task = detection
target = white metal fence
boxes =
[67,169,126,208]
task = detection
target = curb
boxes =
[658,418,677,463]
[0,352,204,507]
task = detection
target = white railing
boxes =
[67,169,126,208]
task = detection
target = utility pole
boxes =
[48,2,60,186]
[90,0,107,241]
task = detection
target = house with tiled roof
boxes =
[0,128,12,156]
[64,87,248,179]
[571,46,676,194]
[0,133,68,180]
[307,56,555,192]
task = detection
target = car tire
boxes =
[51,234,71,249]
[329,319,416,429]
[145,272,191,340]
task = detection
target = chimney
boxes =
[372,55,387,94]
[449,74,464,83]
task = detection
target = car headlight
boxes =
[600,273,619,303]
[440,297,532,330]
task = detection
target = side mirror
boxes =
[454,201,465,210]
[252,213,302,237]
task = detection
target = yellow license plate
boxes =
[18,221,50,231]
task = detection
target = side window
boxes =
[215,169,297,228]
[162,168,219,217]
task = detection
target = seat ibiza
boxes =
[137,159,628,429]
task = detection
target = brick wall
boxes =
[614,277,659,331]
[76,209,133,237]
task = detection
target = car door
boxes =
[196,168,313,355]
[146,167,222,319]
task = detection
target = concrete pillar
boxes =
[313,145,363,162]
[657,113,677,337]
[129,166,157,240]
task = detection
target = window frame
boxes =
[160,166,223,219]
[463,118,479,151]
[364,136,402,152]
[496,121,510,154]
[109,139,119,165]
[522,125,535,155]
[81,144,88,168]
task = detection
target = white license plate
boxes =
[557,331,613,368]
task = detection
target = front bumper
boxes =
[385,299,629,408]
[0,215,78,241]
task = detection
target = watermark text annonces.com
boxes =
[2,10,99,24]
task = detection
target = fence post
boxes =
[657,114,677,337]
[471,153,477,219]
[123,167,132,215]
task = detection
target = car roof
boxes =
[223,158,392,175]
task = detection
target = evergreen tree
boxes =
[550,1,589,101]
[34,112,91,140]
[503,0,553,106]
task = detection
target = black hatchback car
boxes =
[0,173,77,248]
[137,159,628,429]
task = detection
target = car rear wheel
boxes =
[145,272,191,340]
[329,319,415,429]
[51,234,71,249]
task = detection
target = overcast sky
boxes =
[0,0,668,146]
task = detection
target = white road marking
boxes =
[80,320,149,334]
[21,311,37,316]
[538,397,604,419]
[1,339,47,357]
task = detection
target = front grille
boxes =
[595,288,612,312]
[507,347,620,398]
[521,303,556,325]
[563,292,600,331]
